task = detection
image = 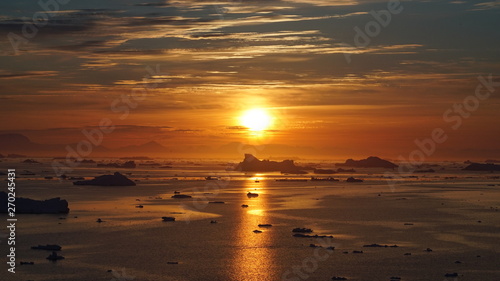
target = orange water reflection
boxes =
[230,179,276,280]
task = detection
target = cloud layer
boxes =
[0,0,499,159]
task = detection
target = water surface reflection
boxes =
[229,180,277,280]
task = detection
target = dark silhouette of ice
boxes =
[463,163,500,171]
[0,192,69,214]
[171,194,192,199]
[73,172,136,186]
[337,156,398,169]
[31,244,62,251]
[97,161,136,168]
[314,168,336,174]
[235,154,305,173]
[346,177,364,183]
[22,159,40,164]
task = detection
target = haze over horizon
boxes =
[1,0,499,160]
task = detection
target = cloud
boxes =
[0,0,498,159]
[281,0,360,6]
[0,71,59,79]
[470,1,500,10]
[134,1,171,7]
[226,125,248,130]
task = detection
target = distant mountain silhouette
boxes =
[0,134,41,150]
[337,156,398,169]
[0,134,168,157]
[0,134,62,155]
[0,133,32,145]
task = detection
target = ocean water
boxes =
[0,159,499,281]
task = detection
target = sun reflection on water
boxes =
[230,180,276,280]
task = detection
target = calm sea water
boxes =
[0,159,499,281]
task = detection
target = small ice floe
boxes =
[292,228,313,233]
[331,277,347,280]
[444,273,459,278]
[162,217,175,222]
[96,218,104,223]
[241,204,249,208]
[311,176,339,182]
[352,250,363,254]
[210,220,218,224]
[294,234,333,238]
[363,244,398,248]
[46,251,64,261]
[424,248,433,252]
[167,261,178,264]
[171,194,192,199]
[346,177,363,183]
[135,205,144,208]
[208,201,225,204]
[31,244,62,251]
[247,192,259,198]
[253,230,263,233]
[258,224,272,227]
[20,261,35,265]
[309,244,335,250]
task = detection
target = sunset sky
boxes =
[0,0,499,160]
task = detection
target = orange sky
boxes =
[0,0,499,160]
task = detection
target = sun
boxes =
[240,109,273,131]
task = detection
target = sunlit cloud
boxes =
[471,1,500,10]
